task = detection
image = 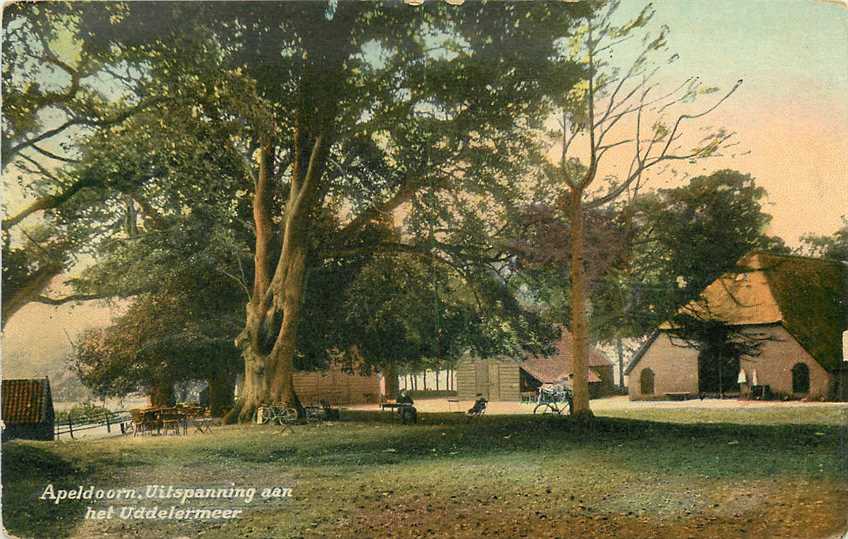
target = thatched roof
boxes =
[658,252,847,372]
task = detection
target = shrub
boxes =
[55,402,112,423]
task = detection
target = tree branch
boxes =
[7,96,169,162]
[33,293,106,306]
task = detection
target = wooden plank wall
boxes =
[456,359,481,400]
[495,360,521,401]
[455,358,521,401]
[292,366,380,405]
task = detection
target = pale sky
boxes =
[613,0,848,244]
[3,0,847,379]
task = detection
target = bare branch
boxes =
[34,293,106,306]
[30,144,81,163]
[7,96,169,162]
[2,176,97,229]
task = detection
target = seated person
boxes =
[397,390,417,424]
[467,394,488,415]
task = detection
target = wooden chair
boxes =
[186,406,214,433]
[158,408,184,435]
[130,409,147,437]
[130,409,160,436]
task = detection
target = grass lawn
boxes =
[3,406,847,538]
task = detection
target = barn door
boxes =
[488,362,500,401]
[476,362,490,398]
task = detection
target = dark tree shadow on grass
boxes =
[2,442,94,539]
[203,412,847,480]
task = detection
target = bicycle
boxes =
[533,384,573,416]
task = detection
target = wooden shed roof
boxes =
[521,328,611,384]
[2,378,52,424]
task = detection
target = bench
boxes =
[665,392,692,401]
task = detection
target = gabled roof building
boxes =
[457,328,614,401]
[625,253,848,400]
[2,378,56,442]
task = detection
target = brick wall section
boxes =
[628,333,700,399]
[628,325,835,400]
[738,325,833,400]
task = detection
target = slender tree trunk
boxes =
[423,370,428,391]
[569,188,593,418]
[617,337,625,389]
[435,370,440,391]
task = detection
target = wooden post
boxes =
[106,412,111,433]
[617,337,625,389]
[68,416,74,440]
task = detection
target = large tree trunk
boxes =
[228,124,330,423]
[569,188,593,419]
[227,142,278,423]
[383,364,400,400]
[265,226,308,409]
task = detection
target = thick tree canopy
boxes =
[591,169,789,341]
[4,1,594,419]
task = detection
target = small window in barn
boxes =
[640,369,655,395]
[791,363,810,394]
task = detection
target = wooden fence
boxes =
[54,410,133,439]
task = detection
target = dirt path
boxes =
[326,480,848,539]
[347,396,848,415]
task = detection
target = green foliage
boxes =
[54,401,112,423]
[70,284,243,400]
[592,170,786,341]
[800,216,848,262]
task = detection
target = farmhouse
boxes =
[1,378,55,442]
[456,329,614,400]
[625,253,848,401]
